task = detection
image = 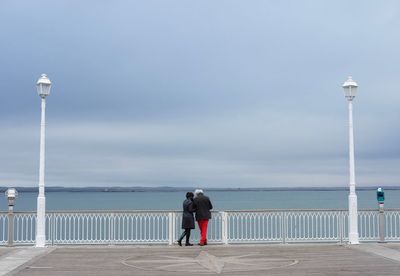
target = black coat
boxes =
[181,199,195,229]
[193,194,213,221]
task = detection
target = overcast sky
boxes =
[1,1,399,188]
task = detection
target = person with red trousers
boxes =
[193,189,213,246]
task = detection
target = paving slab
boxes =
[0,247,52,276]
[381,243,400,252]
[6,244,400,276]
[0,249,15,259]
[352,243,400,263]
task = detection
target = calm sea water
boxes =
[2,190,399,212]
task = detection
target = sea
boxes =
[2,189,399,212]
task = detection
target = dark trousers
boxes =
[178,228,191,244]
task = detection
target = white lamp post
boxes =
[342,76,359,244]
[36,74,52,247]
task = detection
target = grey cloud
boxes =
[1,1,400,187]
[1,108,399,188]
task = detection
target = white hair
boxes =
[194,189,203,198]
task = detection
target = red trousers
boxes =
[198,219,209,244]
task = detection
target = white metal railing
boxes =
[0,214,7,245]
[1,209,400,245]
[286,210,345,242]
[228,211,282,242]
[14,213,35,244]
[49,211,170,245]
[358,210,379,241]
[384,210,400,241]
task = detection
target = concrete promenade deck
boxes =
[1,243,400,275]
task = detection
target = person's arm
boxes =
[188,201,195,212]
[208,198,213,210]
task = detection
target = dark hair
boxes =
[186,192,194,199]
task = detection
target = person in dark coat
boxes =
[177,192,195,246]
[193,189,213,246]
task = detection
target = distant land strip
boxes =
[0,186,398,193]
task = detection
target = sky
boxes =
[0,1,399,188]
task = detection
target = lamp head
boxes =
[5,188,18,207]
[36,74,52,98]
[342,76,358,100]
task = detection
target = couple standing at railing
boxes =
[177,189,213,246]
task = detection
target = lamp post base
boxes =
[36,195,46,247]
[348,232,360,245]
[35,235,46,247]
[348,193,359,245]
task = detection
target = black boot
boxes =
[185,229,193,246]
[177,231,186,246]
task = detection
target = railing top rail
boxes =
[221,209,348,212]
[4,210,181,214]
[223,208,400,212]
[2,208,400,215]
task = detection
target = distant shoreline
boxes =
[1,186,399,193]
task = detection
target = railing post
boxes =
[110,213,115,245]
[168,212,176,245]
[339,211,343,244]
[378,204,386,243]
[282,211,287,244]
[7,207,14,247]
[220,211,228,245]
[51,213,55,246]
